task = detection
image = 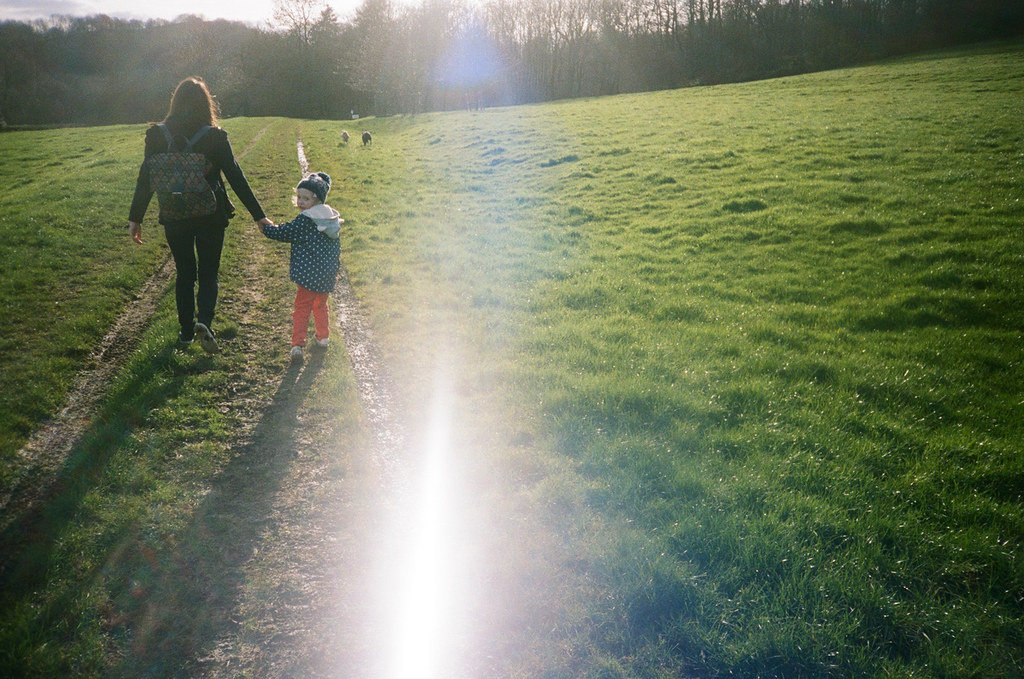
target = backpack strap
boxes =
[156,123,174,147]
[187,125,212,149]
[155,123,212,151]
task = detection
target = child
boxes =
[260,171,342,361]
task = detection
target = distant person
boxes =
[258,172,342,362]
[127,75,272,353]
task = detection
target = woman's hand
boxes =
[128,221,143,244]
[256,217,274,234]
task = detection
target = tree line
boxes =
[1,0,1021,126]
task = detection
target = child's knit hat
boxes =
[297,171,331,204]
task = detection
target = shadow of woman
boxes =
[108,350,330,677]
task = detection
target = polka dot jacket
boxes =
[262,203,343,293]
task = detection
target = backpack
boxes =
[147,124,217,221]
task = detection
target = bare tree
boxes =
[273,0,327,46]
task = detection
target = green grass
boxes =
[1,41,1023,677]
[0,124,155,466]
[295,42,1024,677]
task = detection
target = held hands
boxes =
[128,221,143,245]
[131,219,274,240]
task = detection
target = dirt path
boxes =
[0,124,274,531]
[115,184,388,678]
[117,130,412,678]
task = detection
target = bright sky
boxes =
[0,0,362,25]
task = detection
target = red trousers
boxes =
[292,285,330,347]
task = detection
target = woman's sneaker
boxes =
[315,337,329,349]
[290,345,304,361]
[194,322,219,354]
[178,330,194,346]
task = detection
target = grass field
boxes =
[1,41,1022,677]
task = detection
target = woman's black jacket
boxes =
[128,122,266,228]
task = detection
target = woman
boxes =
[128,76,272,353]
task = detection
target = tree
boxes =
[273,0,328,46]
[0,1,1021,125]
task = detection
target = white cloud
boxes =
[0,0,90,21]
[0,0,280,24]
[1,0,388,26]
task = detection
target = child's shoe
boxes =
[290,345,304,361]
[315,337,329,349]
[194,322,219,354]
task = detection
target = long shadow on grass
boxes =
[112,350,326,678]
[0,343,205,601]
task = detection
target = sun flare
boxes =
[382,366,474,679]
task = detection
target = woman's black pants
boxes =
[163,221,226,335]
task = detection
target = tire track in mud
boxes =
[0,123,274,527]
[295,134,509,679]
[297,135,405,485]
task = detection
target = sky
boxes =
[0,0,361,25]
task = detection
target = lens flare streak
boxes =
[385,370,467,679]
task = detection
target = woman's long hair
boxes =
[161,76,219,133]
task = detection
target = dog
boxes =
[362,131,372,146]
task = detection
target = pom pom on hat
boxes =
[297,171,331,204]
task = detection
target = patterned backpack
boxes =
[147,124,217,221]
